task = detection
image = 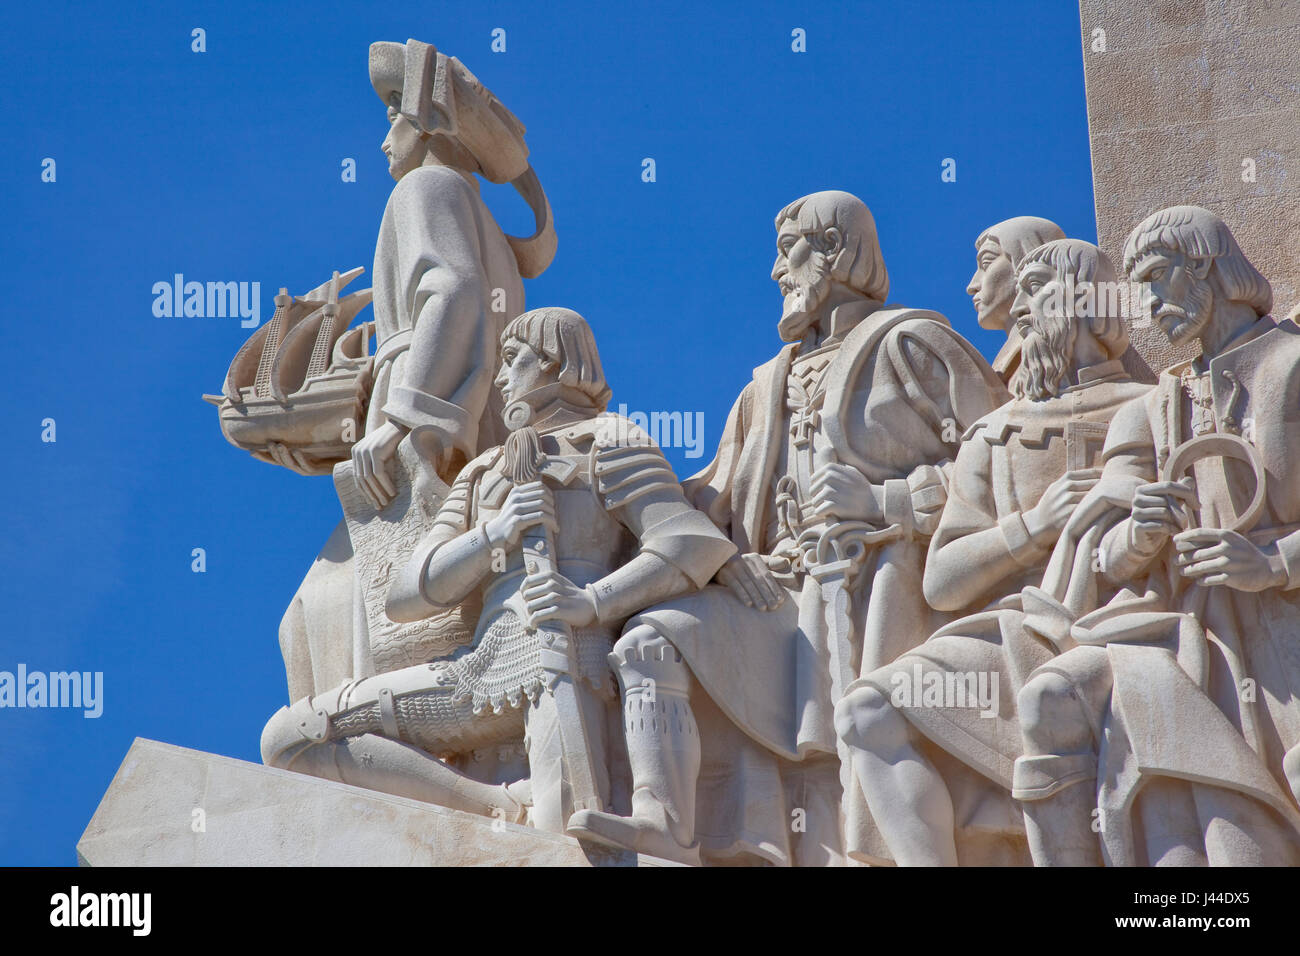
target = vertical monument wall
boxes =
[1079,0,1300,372]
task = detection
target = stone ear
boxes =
[1189,255,1212,280]
[822,226,844,257]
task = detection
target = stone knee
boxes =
[1013,670,1098,803]
[1017,670,1094,758]
[260,695,331,769]
[835,682,911,757]
[611,623,690,698]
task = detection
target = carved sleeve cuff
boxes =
[382,385,476,460]
[999,512,1040,567]
[1275,528,1300,590]
[883,479,915,538]
[584,582,611,626]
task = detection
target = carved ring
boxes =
[1160,432,1267,533]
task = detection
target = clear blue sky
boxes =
[0,0,1096,863]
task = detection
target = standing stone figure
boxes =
[279,39,557,701]
[1015,207,1300,866]
[835,239,1150,865]
[566,190,1008,865]
[262,308,735,833]
[966,216,1066,383]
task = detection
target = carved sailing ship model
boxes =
[204,268,374,475]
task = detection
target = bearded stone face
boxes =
[967,237,1017,332]
[1129,246,1215,347]
[1009,262,1079,400]
[382,104,430,181]
[772,220,834,342]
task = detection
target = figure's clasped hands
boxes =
[1175,528,1286,592]
[809,462,876,522]
[484,481,558,550]
[522,570,598,629]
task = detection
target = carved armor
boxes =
[261,411,734,826]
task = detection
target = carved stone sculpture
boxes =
[836,238,1150,865]
[205,268,375,475]
[565,191,1009,865]
[269,39,557,702]
[1013,207,1300,866]
[966,216,1066,383]
[261,308,736,834]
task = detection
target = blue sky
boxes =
[0,0,1096,863]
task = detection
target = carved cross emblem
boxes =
[788,356,830,450]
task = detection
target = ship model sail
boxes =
[203,267,375,475]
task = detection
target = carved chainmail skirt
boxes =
[329,609,614,756]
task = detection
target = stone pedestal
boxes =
[78,738,674,867]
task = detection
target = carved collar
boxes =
[798,298,881,353]
[1069,358,1128,390]
[1190,315,1276,375]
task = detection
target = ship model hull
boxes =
[205,268,374,476]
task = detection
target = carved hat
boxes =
[368,39,557,278]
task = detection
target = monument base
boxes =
[78,738,676,867]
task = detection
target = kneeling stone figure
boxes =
[261,307,736,836]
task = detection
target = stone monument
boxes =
[80,21,1300,867]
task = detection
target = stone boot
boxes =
[567,636,701,865]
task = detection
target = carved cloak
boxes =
[370,163,525,472]
[1028,317,1300,864]
[634,304,1008,864]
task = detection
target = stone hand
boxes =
[808,462,876,521]
[716,552,786,612]
[522,569,598,629]
[1174,528,1286,592]
[1025,468,1103,540]
[351,419,405,510]
[264,441,321,476]
[1128,477,1196,556]
[484,481,558,550]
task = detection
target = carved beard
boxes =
[777,253,832,342]
[1012,308,1078,400]
[1155,279,1214,347]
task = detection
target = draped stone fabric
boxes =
[631,304,1007,864]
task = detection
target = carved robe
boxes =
[370,163,525,471]
[1033,316,1300,864]
[280,164,526,700]
[632,300,1008,864]
[844,362,1149,863]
